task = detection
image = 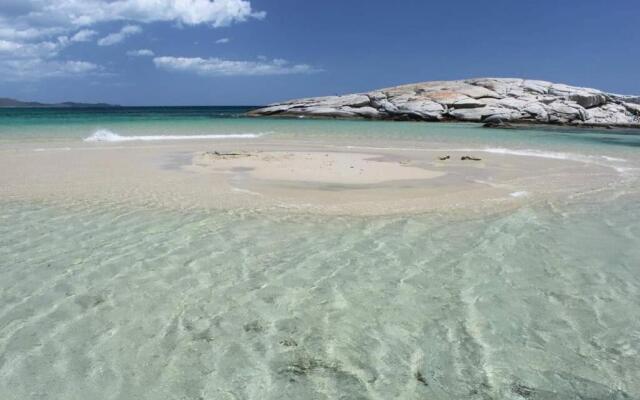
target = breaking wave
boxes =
[84,129,269,142]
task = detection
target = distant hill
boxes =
[0,98,119,108]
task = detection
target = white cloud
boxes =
[216,38,230,44]
[2,0,264,29]
[98,25,142,46]
[0,0,263,81]
[55,60,100,74]
[127,48,154,57]
[0,59,101,81]
[0,39,23,52]
[0,25,65,41]
[153,56,322,77]
[0,38,66,59]
[70,29,98,43]
[0,32,101,81]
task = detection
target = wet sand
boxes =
[0,136,630,215]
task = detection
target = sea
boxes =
[1,107,639,399]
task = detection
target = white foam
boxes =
[340,144,633,175]
[602,155,627,162]
[510,191,529,198]
[84,129,268,142]
[480,147,626,163]
[231,187,263,197]
[478,147,632,174]
[33,147,71,152]
[481,147,574,160]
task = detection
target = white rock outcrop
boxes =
[248,78,640,128]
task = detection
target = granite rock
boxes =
[248,78,640,128]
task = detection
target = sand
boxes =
[190,151,444,184]
[0,137,628,215]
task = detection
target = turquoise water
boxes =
[1,107,640,154]
[1,108,640,399]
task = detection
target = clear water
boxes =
[1,108,639,399]
[2,107,640,154]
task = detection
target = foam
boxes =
[231,187,263,197]
[341,145,631,174]
[34,147,72,152]
[84,129,268,142]
[510,191,529,198]
[481,147,622,162]
[479,147,630,173]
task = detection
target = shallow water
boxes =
[1,108,640,399]
[1,198,639,399]
[2,107,640,155]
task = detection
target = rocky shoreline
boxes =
[248,78,640,128]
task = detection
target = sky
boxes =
[0,0,639,106]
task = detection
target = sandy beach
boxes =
[0,134,627,215]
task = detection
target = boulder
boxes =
[451,98,486,109]
[299,107,357,118]
[522,80,551,95]
[394,100,445,120]
[522,103,549,122]
[447,107,516,122]
[349,106,382,118]
[623,103,640,116]
[426,91,472,105]
[447,108,486,121]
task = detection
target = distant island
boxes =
[0,98,119,108]
[248,78,640,128]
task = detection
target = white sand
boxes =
[0,138,624,215]
[191,151,444,184]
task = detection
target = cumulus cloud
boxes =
[0,30,101,80]
[0,37,67,59]
[98,25,142,46]
[0,59,101,81]
[127,48,154,57]
[0,1,263,80]
[153,56,322,77]
[216,38,230,44]
[0,39,23,52]
[1,0,264,30]
[0,25,65,41]
[70,29,98,43]
[52,60,100,74]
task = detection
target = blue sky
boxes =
[1,0,639,105]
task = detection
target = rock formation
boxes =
[248,78,640,128]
